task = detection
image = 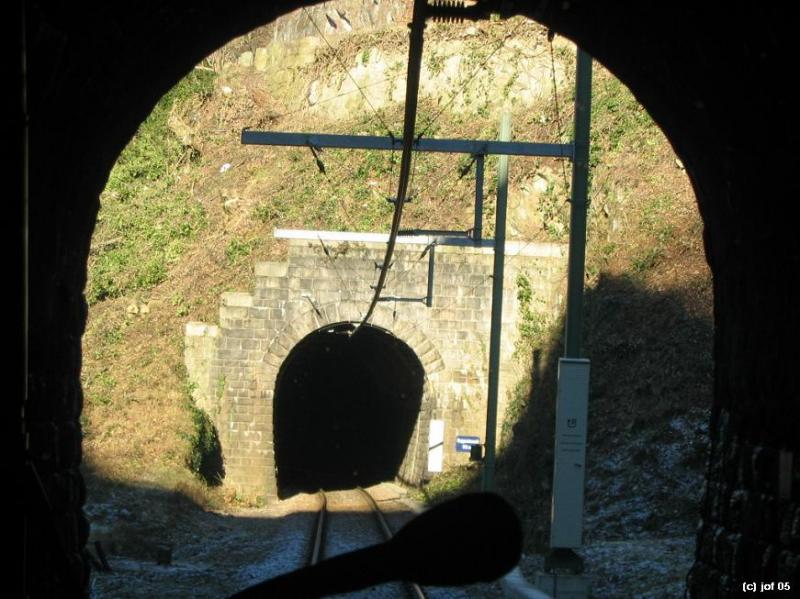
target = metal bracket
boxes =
[376,296,428,304]
[371,241,436,307]
[307,143,326,174]
[301,293,323,318]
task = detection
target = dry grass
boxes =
[82,17,711,535]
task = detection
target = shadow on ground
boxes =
[423,272,713,554]
[82,471,495,598]
[82,271,712,597]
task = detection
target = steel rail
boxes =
[309,490,327,566]
[357,487,428,599]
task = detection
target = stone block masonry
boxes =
[185,236,567,500]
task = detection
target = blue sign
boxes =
[455,435,480,453]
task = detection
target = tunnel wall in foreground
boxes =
[185,237,567,500]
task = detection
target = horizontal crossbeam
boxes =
[398,229,471,237]
[375,296,428,304]
[242,130,573,158]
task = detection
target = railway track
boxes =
[311,487,428,599]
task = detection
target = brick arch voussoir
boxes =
[266,303,353,391]
[265,301,445,391]
[369,304,445,375]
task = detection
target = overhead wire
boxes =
[383,23,575,302]
[382,19,538,253]
[267,11,568,315]
[263,7,407,306]
[355,0,428,331]
[507,34,577,260]
[384,19,544,295]
[273,13,539,298]
[414,17,529,141]
[345,18,530,288]
[548,34,572,195]
[380,166,478,295]
[374,21,564,303]
[275,7,410,314]
[303,7,397,139]
[393,16,535,241]
[257,74,404,127]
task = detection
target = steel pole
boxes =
[563,49,592,358]
[543,48,593,586]
[473,154,485,242]
[482,112,511,491]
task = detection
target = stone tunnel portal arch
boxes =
[273,322,425,498]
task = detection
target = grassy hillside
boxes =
[81,13,711,552]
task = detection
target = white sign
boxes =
[427,420,444,472]
[550,358,590,548]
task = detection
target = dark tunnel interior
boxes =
[273,322,424,497]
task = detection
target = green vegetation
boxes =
[504,273,557,443]
[415,463,480,504]
[88,369,117,406]
[590,75,656,164]
[630,194,675,274]
[225,237,258,265]
[501,375,532,443]
[171,293,191,317]
[89,319,127,361]
[87,69,214,303]
[184,405,223,485]
[215,375,226,401]
[515,272,548,350]
[427,50,445,76]
[538,179,569,241]
[252,200,282,224]
[355,149,396,178]
[182,380,224,486]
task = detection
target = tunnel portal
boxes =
[273,322,424,497]
[185,238,567,499]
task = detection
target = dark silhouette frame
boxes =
[15,2,799,596]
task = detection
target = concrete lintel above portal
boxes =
[274,228,566,258]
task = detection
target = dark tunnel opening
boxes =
[274,322,424,498]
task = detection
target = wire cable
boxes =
[505,39,578,259]
[415,17,528,141]
[356,0,428,331]
[303,8,397,139]
[316,235,363,304]
[390,18,540,256]
[259,74,403,127]
[306,159,382,291]
[548,35,572,194]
